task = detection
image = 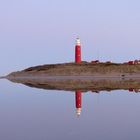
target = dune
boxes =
[6,62,140,78]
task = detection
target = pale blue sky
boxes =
[0,0,140,75]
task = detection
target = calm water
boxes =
[0,79,140,140]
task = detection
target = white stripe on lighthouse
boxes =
[76,38,81,45]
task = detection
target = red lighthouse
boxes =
[75,38,81,63]
[75,91,82,117]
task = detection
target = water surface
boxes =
[0,79,140,140]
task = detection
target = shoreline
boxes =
[0,76,5,79]
[5,73,140,80]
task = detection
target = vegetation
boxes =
[8,62,140,77]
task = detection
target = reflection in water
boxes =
[75,91,82,117]
[129,88,140,93]
[1,78,140,140]
[7,77,140,118]
[7,77,140,93]
[74,89,140,117]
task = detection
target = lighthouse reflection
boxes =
[75,91,82,117]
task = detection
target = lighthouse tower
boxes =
[75,91,82,117]
[75,38,81,63]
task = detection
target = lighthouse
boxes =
[75,91,82,117]
[75,38,81,63]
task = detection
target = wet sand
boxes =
[5,73,140,80]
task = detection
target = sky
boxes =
[0,0,140,75]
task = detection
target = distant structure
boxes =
[75,91,82,117]
[75,38,81,63]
